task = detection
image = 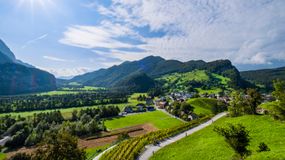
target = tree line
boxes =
[0,92,127,113]
[1,105,120,150]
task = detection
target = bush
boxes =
[257,142,270,152]
[214,124,250,159]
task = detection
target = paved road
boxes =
[138,112,227,160]
[0,136,10,146]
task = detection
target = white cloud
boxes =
[40,67,91,77]
[63,0,285,65]
[43,55,69,62]
[22,33,48,48]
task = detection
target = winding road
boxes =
[138,112,227,160]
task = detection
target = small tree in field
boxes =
[214,124,250,159]
[271,80,285,120]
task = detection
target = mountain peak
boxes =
[0,39,16,61]
[140,55,165,62]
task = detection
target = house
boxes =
[158,101,168,109]
[136,105,145,112]
[123,106,133,113]
[146,106,155,111]
[188,113,199,121]
[146,98,154,105]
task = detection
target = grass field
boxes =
[0,153,6,160]
[196,88,223,94]
[0,93,147,119]
[151,115,285,160]
[188,98,218,115]
[104,111,183,130]
[36,90,80,95]
[86,144,110,160]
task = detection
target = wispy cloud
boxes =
[61,0,285,65]
[43,55,69,62]
[22,33,48,48]
[40,67,91,77]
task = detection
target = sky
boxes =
[0,0,285,78]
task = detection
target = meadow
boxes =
[104,111,183,130]
[150,115,285,160]
[188,98,219,115]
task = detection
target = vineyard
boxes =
[100,116,211,160]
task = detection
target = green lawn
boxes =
[104,111,183,130]
[151,115,285,160]
[188,98,218,115]
[196,87,223,94]
[86,144,110,160]
[0,153,6,160]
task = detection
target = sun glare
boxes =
[17,0,54,11]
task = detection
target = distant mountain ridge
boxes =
[0,39,56,95]
[241,66,285,89]
[70,56,247,90]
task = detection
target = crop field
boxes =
[104,111,183,130]
[151,115,285,160]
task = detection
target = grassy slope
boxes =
[188,98,218,115]
[104,111,183,130]
[157,70,229,94]
[151,115,285,160]
[157,70,209,91]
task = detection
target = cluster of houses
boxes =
[121,97,156,115]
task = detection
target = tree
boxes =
[245,88,262,114]
[33,130,86,160]
[271,80,285,120]
[71,110,78,121]
[214,124,250,159]
[228,91,245,117]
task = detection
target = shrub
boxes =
[214,124,250,159]
[257,142,270,152]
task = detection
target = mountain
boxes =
[70,56,246,90]
[0,39,56,95]
[241,66,285,89]
[0,39,34,68]
[114,72,156,92]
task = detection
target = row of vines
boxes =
[100,116,211,160]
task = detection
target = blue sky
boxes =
[0,0,285,77]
